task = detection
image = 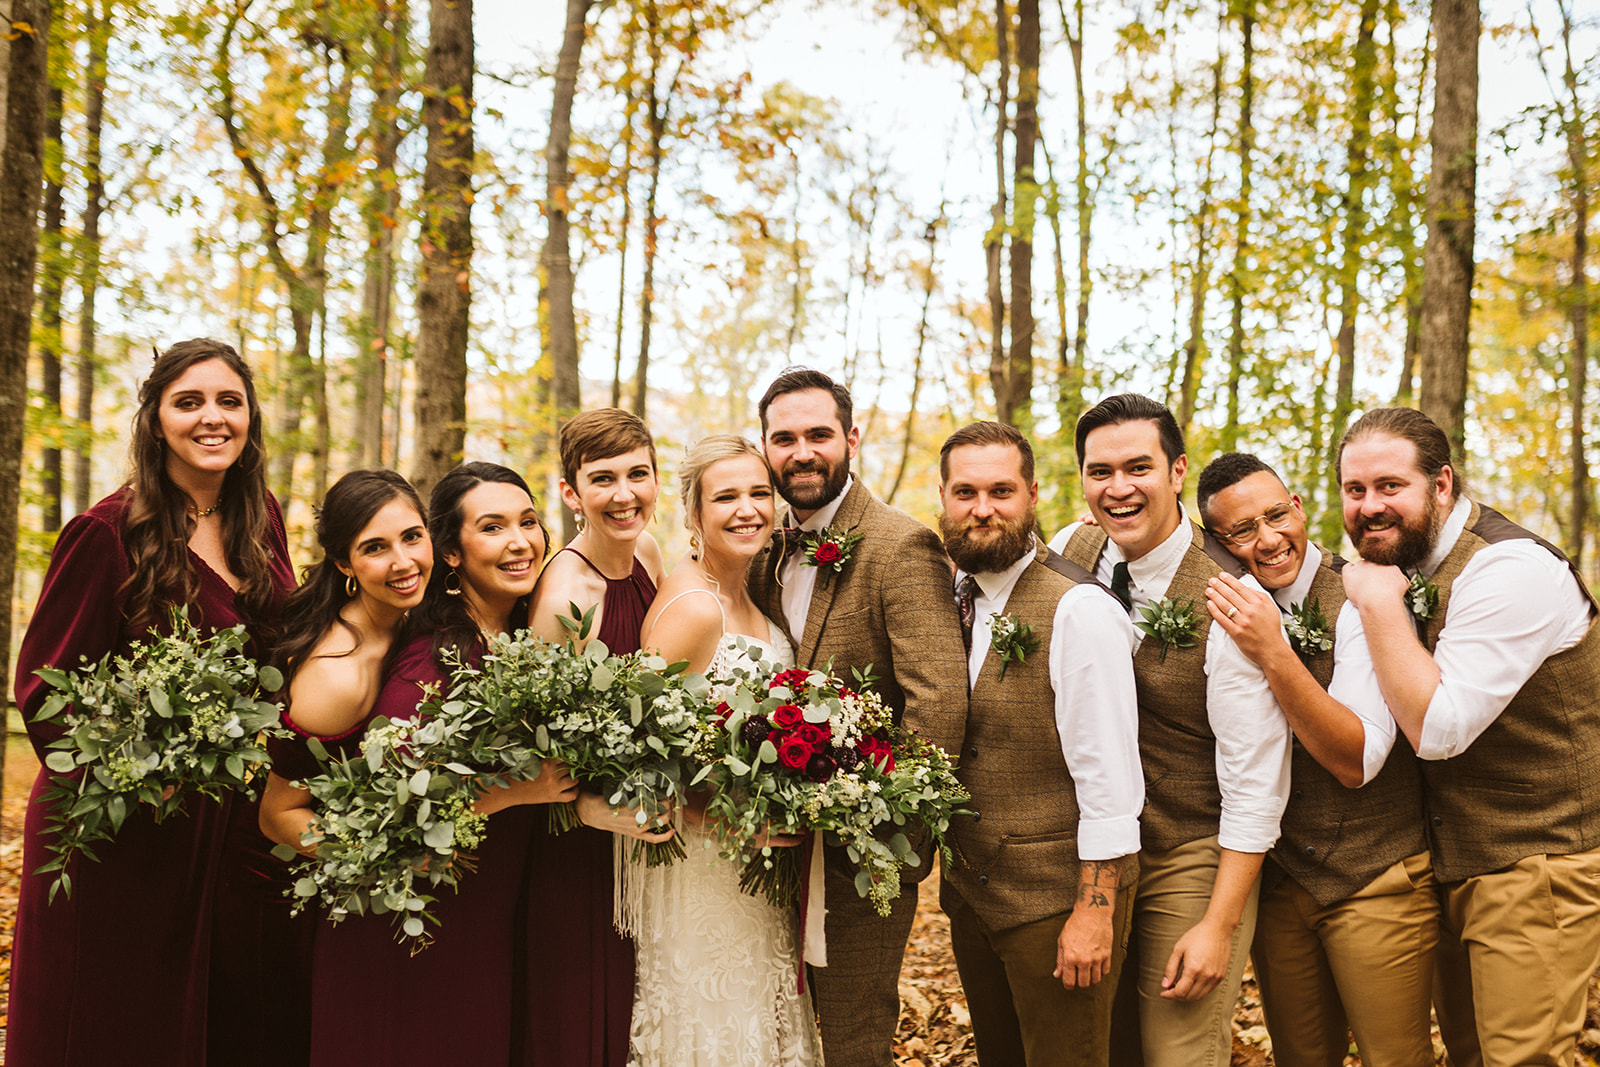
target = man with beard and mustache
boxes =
[1047,394,1290,1067]
[1195,452,1436,1067]
[1336,406,1600,1067]
[749,367,967,1067]
[935,421,1143,1066]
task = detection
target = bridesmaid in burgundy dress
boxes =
[280,462,577,1065]
[521,408,676,1067]
[8,339,293,1066]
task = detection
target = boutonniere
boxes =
[1285,598,1333,661]
[987,613,1040,680]
[801,525,864,588]
[1135,597,1199,662]
[1407,572,1439,622]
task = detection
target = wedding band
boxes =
[1226,606,1239,620]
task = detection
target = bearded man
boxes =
[1336,406,1600,1067]
[936,421,1142,1066]
[748,367,968,1067]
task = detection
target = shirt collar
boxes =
[1271,543,1323,612]
[959,536,1037,602]
[791,476,853,533]
[1111,507,1194,598]
[1419,495,1472,577]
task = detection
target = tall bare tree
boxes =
[986,0,1010,420]
[38,59,62,528]
[0,0,53,804]
[412,0,474,498]
[73,0,106,515]
[1418,0,1478,461]
[1000,0,1038,428]
[1219,0,1254,452]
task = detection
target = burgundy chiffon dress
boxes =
[299,634,537,1066]
[517,548,657,1067]
[7,489,294,1067]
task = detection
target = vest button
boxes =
[971,811,982,822]
[968,746,979,758]
[1432,816,1444,827]
[978,875,989,885]
[1304,845,1316,856]
[1292,789,1304,800]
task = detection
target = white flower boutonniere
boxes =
[1135,597,1199,663]
[1407,572,1439,622]
[987,613,1040,680]
[1285,598,1334,661]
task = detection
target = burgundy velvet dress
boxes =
[518,548,657,1067]
[7,489,294,1067]
[303,634,537,1066]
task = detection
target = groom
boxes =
[750,367,968,1066]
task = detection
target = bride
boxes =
[630,434,823,1066]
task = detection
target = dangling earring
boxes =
[345,573,358,598]
[445,569,463,596]
[689,530,701,560]
[573,510,586,534]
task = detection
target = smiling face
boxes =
[1203,470,1308,591]
[157,358,250,487]
[338,497,434,620]
[693,455,776,562]
[561,445,658,543]
[1081,419,1188,563]
[1340,432,1452,569]
[939,442,1038,574]
[762,388,860,518]
[446,481,547,612]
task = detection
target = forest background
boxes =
[0,0,1595,812]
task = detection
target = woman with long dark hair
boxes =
[8,338,294,1066]
[303,461,577,1065]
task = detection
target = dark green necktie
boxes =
[1111,561,1132,611]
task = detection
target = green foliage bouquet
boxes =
[32,608,285,902]
[695,646,970,916]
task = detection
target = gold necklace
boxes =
[190,502,220,519]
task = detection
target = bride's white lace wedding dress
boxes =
[623,610,823,1067]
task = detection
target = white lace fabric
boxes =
[624,623,823,1067]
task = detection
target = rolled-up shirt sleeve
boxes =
[1051,584,1144,860]
[1325,601,1403,784]
[1417,542,1592,760]
[1203,583,1292,853]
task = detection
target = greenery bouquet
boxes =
[31,608,285,902]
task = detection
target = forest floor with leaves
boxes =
[0,732,1598,1065]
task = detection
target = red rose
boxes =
[769,668,812,692]
[714,701,733,724]
[778,736,815,770]
[771,703,804,729]
[796,722,831,746]
[812,542,843,565]
[858,736,895,773]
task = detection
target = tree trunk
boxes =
[1560,0,1588,567]
[74,0,107,517]
[1220,0,1254,453]
[356,0,406,468]
[986,0,1010,421]
[538,0,588,543]
[1176,48,1224,436]
[1391,4,1430,404]
[306,42,354,504]
[1003,0,1037,429]
[1323,0,1379,544]
[633,0,676,422]
[1057,0,1089,472]
[0,0,53,807]
[39,72,61,528]
[887,209,942,507]
[412,0,474,499]
[609,13,637,411]
[1417,0,1477,462]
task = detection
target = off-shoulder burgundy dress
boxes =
[7,489,294,1067]
[517,548,657,1067]
[297,633,537,1065]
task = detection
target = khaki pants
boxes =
[1430,848,1600,1067]
[1109,836,1259,1067]
[946,879,1136,1066]
[1252,851,1439,1067]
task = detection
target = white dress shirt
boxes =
[1331,497,1593,772]
[958,540,1144,861]
[1050,515,1292,854]
[779,475,853,642]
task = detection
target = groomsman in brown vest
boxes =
[936,421,1143,1065]
[1193,452,1438,1067]
[748,368,969,1067]
[1334,407,1600,1067]
[1048,394,1291,1067]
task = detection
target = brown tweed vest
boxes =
[1060,522,1242,852]
[1269,551,1427,906]
[1417,501,1600,883]
[942,544,1136,932]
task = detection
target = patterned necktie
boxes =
[1110,561,1133,611]
[956,574,979,651]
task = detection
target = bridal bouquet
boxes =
[695,648,970,915]
[31,608,285,902]
[283,703,495,946]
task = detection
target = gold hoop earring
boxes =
[689,531,701,560]
[445,569,463,596]
[573,511,586,534]
[345,573,358,598]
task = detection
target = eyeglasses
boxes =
[1211,502,1296,546]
